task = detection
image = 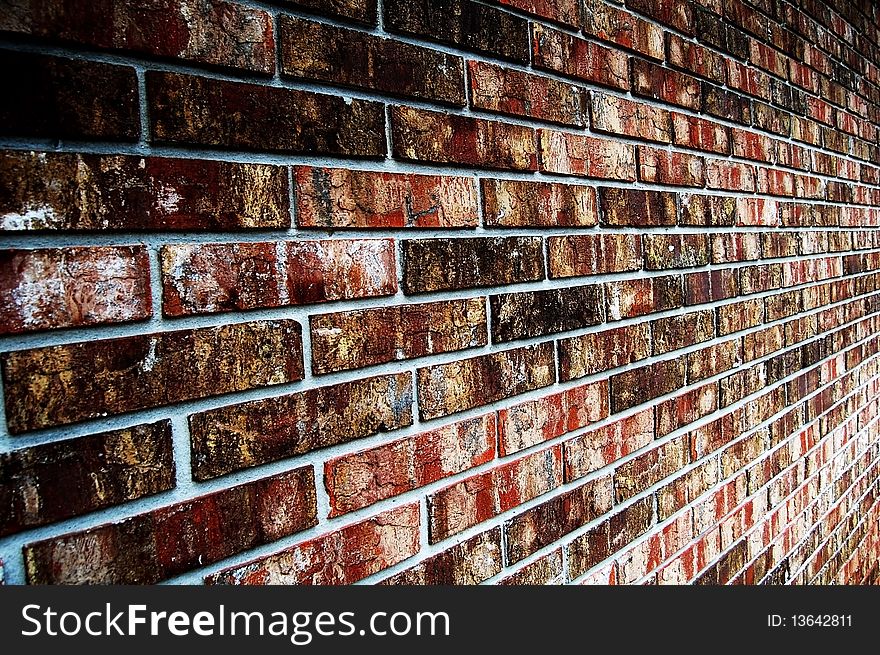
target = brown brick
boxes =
[3,320,303,434]
[392,106,537,170]
[687,339,742,382]
[0,246,151,334]
[548,234,641,278]
[718,298,765,336]
[281,17,464,104]
[655,382,719,438]
[600,188,677,227]
[0,421,174,536]
[25,467,317,584]
[325,414,495,515]
[626,0,693,34]
[672,113,730,154]
[491,285,603,342]
[161,240,396,316]
[667,33,725,83]
[632,60,701,110]
[148,72,385,156]
[384,0,528,62]
[638,146,706,187]
[583,1,664,60]
[505,476,614,563]
[428,446,563,542]
[498,550,564,585]
[0,0,275,74]
[468,61,585,126]
[656,459,718,519]
[498,380,609,455]
[532,23,629,90]
[277,0,377,25]
[679,194,736,226]
[706,159,756,192]
[711,233,762,264]
[0,51,138,141]
[567,497,654,578]
[611,357,688,413]
[652,310,715,355]
[481,179,597,228]
[684,268,738,305]
[726,59,771,101]
[731,128,776,163]
[702,84,752,124]
[614,436,689,502]
[564,409,654,481]
[382,527,502,584]
[402,237,543,294]
[540,130,637,180]
[606,275,683,320]
[189,373,412,480]
[417,343,555,420]
[591,92,672,143]
[209,504,418,585]
[643,234,709,270]
[311,298,486,374]
[0,151,290,232]
[558,323,651,381]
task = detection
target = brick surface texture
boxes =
[0,0,879,588]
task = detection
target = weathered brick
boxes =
[0,0,276,74]
[281,17,464,104]
[672,113,730,154]
[687,339,742,382]
[3,320,303,434]
[25,467,317,584]
[161,240,396,316]
[706,159,756,191]
[491,285,603,342]
[548,234,641,278]
[638,146,706,187]
[0,421,174,536]
[276,0,377,25]
[392,106,536,170]
[540,130,637,180]
[632,60,701,110]
[652,310,715,355]
[750,40,789,79]
[384,0,528,62]
[0,151,290,232]
[532,23,629,90]
[567,497,654,578]
[417,343,555,420]
[667,33,726,83]
[656,460,718,519]
[498,550,564,585]
[711,233,762,264]
[382,527,502,584]
[0,246,151,334]
[611,357,688,413]
[685,269,739,305]
[600,188,677,227]
[614,436,689,502]
[626,0,693,34]
[189,373,412,480]
[325,414,495,515]
[679,194,736,226]
[505,476,614,563]
[149,72,385,156]
[312,299,486,374]
[209,505,419,585]
[606,275,683,320]
[735,197,779,226]
[498,380,609,455]
[558,323,651,381]
[702,84,752,124]
[718,298,765,335]
[0,51,138,141]
[643,234,709,270]
[481,179,597,227]
[726,59,772,101]
[591,92,672,143]
[295,167,477,229]
[753,101,792,136]
[655,382,719,438]
[583,1,664,60]
[469,61,585,126]
[428,446,563,542]
[731,128,777,162]
[499,0,580,26]
[564,410,654,481]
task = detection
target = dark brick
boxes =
[275,0,377,25]
[625,0,693,34]
[614,436,689,502]
[381,527,502,584]
[567,497,654,578]
[632,59,701,110]
[600,188,677,227]
[643,234,709,269]
[652,310,715,355]
[611,357,687,413]
[702,83,753,124]
[490,285,603,342]
[679,193,737,227]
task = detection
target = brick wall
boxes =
[1,0,879,585]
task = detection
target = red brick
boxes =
[626,0,694,34]
[643,234,710,270]
[638,146,706,187]
[614,436,689,502]
[490,285,603,342]
[499,0,580,27]
[731,129,777,162]
[1,0,275,74]
[0,151,290,232]
[750,40,789,79]
[392,106,536,170]
[539,130,637,180]
[417,343,555,420]
[600,188,677,227]
[189,373,412,480]
[0,51,138,141]
[656,381,719,438]
[685,269,739,305]
[610,357,688,413]
[468,61,585,126]
[726,59,772,100]
[711,233,762,263]
[428,446,563,542]
[688,339,742,382]
[706,159,756,191]
[564,409,654,481]
[498,550,564,585]
[736,197,779,226]
[325,415,495,515]
[632,60,701,110]
[671,113,730,154]
[558,322,652,381]
[482,179,597,227]
[606,275,683,320]
[498,380,609,455]
[591,92,672,143]
[548,234,641,277]
[161,240,397,316]
[532,24,629,90]
[652,310,715,355]
[656,460,719,519]
[0,421,174,537]
[403,237,543,293]
[0,246,151,334]
[616,511,693,583]
[583,1,664,60]
[382,527,502,584]
[149,72,385,155]
[281,17,464,104]
[667,33,726,83]
[567,497,654,578]
[295,167,477,229]
[209,505,418,585]
[679,194,737,226]
[3,320,303,434]
[718,298,765,336]
[25,467,317,584]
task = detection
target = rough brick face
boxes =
[632,59,702,110]
[540,130,637,180]
[591,92,673,143]
[564,410,654,481]
[638,146,706,187]
[558,323,651,381]
[532,24,629,90]
[383,527,502,585]
[548,234,641,277]
[583,1,664,60]
[481,180,597,227]
[600,188,677,227]
[491,285,603,342]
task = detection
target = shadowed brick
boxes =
[491,285,603,342]
[277,0,378,25]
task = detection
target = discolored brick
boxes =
[687,339,742,382]
[548,234,641,278]
[671,113,730,154]
[706,159,756,192]
[626,0,693,34]
[679,193,736,226]
[643,234,709,270]
[381,527,502,584]
[558,323,651,382]
[600,188,677,227]
[567,497,654,578]
[499,0,580,26]
[702,84,753,124]
[498,550,564,585]
[481,179,597,228]
[638,146,706,187]
[655,382,719,438]
[591,92,672,143]
[532,23,629,90]
[614,436,689,502]
[277,0,378,25]
[583,1,664,60]
[667,33,725,83]
[564,409,654,481]
[606,275,683,320]
[717,298,765,336]
[632,59,701,110]
[491,285,603,342]
[540,130,637,180]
